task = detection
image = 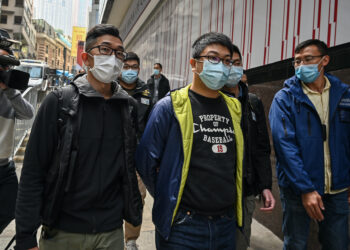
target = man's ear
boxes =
[322,55,330,68]
[82,52,90,67]
[190,58,197,72]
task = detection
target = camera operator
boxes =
[0,47,34,233]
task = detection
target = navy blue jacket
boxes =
[269,73,350,195]
[136,85,244,239]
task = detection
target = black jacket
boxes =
[225,82,272,196]
[146,74,170,104]
[15,75,142,250]
[120,78,152,138]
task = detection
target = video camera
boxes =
[0,29,30,91]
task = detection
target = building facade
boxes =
[33,0,73,36]
[88,0,99,31]
[73,0,89,28]
[101,0,350,89]
[33,19,57,68]
[0,0,36,58]
[33,19,73,71]
[55,34,73,73]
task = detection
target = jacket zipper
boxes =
[282,117,287,136]
[97,102,106,198]
[92,101,106,233]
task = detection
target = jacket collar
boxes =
[73,74,130,100]
[171,84,241,123]
[284,73,349,118]
[149,74,163,83]
[119,78,148,95]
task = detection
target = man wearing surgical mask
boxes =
[222,45,275,250]
[146,63,170,105]
[269,39,350,249]
[136,32,244,249]
[16,24,142,250]
[119,52,152,138]
[118,52,151,250]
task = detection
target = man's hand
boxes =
[0,82,7,90]
[260,189,276,212]
[301,191,324,221]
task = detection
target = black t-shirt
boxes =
[180,90,236,215]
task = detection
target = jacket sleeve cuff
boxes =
[299,188,316,194]
[15,235,38,250]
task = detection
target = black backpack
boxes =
[41,84,81,227]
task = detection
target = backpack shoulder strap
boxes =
[55,84,79,116]
[248,92,262,122]
[248,93,260,111]
[51,84,80,142]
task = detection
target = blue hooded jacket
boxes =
[136,85,244,240]
[269,73,350,195]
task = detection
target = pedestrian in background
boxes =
[146,62,170,105]
[137,32,244,249]
[15,24,142,250]
[269,39,350,250]
[0,44,34,234]
[118,51,151,250]
[222,44,275,250]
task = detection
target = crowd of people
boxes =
[0,23,349,250]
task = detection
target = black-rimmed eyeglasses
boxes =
[87,45,127,61]
[292,55,324,66]
[196,55,234,67]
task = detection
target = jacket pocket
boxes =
[339,108,350,123]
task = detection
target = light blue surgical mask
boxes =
[197,60,230,90]
[153,69,160,75]
[226,66,243,87]
[121,69,138,84]
[295,57,324,83]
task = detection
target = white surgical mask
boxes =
[89,54,123,83]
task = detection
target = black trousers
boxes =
[0,161,18,234]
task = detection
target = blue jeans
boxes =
[280,187,349,250]
[156,208,236,250]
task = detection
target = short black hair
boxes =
[85,24,122,51]
[192,32,234,58]
[125,51,140,65]
[295,39,328,55]
[232,43,242,60]
[154,63,162,69]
